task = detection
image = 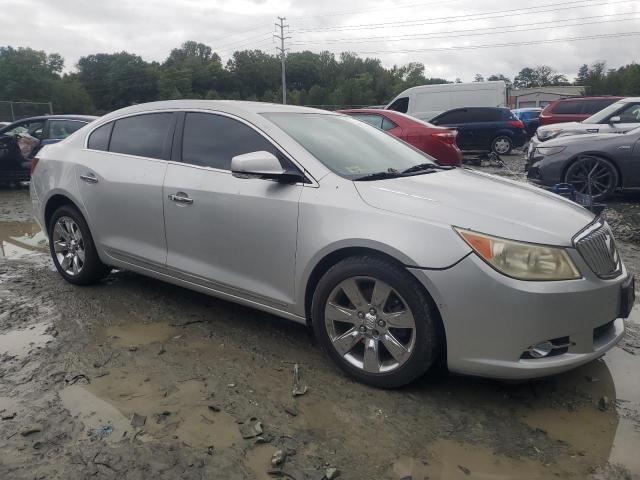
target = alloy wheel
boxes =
[566,156,615,196]
[324,276,416,374]
[52,216,85,276]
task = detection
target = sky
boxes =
[2,0,640,82]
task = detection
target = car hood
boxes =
[354,168,594,247]
[544,132,627,147]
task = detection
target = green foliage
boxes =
[575,62,640,96]
[3,42,639,115]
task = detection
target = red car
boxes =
[538,96,622,126]
[338,108,462,166]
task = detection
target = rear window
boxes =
[350,114,383,129]
[87,123,112,151]
[387,97,409,113]
[109,113,174,159]
[551,100,583,115]
[48,120,86,140]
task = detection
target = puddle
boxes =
[175,407,241,448]
[60,385,133,443]
[244,444,278,480]
[107,322,177,346]
[391,440,558,479]
[0,221,47,259]
[0,322,53,357]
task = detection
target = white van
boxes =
[386,81,507,121]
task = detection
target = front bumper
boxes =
[410,252,628,379]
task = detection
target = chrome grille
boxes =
[574,220,621,279]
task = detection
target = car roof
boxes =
[552,96,623,102]
[98,100,334,123]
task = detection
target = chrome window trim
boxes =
[82,108,318,187]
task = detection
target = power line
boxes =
[339,31,640,54]
[291,0,628,33]
[288,0,467,21]
[290,14,640,46]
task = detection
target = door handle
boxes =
[80,173,98,184]
[168,193,194,205]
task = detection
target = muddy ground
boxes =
[0,158,639,479]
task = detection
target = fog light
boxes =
[528,341,554,358]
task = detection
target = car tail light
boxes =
[31,157,40,174]
[431,131,457,145]
[509,119,525,129]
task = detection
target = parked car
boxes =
[527,126,640,200]
[528,97,640,164]
[512,108,542,137]
[31,100,632,387]
[385,81,507,121]
[539,96,622,126]
[0,115,97,184]
[429,107,527,154]
[338,108,462,166]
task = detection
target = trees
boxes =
[487,74,512,88]
[575,62,640,96]
[513,66,568,88]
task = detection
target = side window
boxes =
[4,121,45,138]
[87,122,113,151]
[182,113,280,170]
[382,117,398,131]
[351,114,383,129]
[434,110,466,124]
[387,97,409,113]
[109,113,174,159]
[617,104,640,123]
[469,109,502,122]
[48,120,86,140]
[552,100,582,115]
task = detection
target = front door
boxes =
[163,112,302,306]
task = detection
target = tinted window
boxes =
[467,109,503,122]
[382,117,398,131]
[433,110,467,124]
[617,104,640,123]
[48,120,86,140]
[182,113,279,170]
[351,114,383,129]
[387,97,409,113]
[582,99,617,115]
[88,122,113,151]
[551,100,583,115]
[109,113,174,159]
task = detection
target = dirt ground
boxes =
[1,159,639,479]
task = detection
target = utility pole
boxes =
[275,16,290,104]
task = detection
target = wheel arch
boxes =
[562,151,623,188]
[44,193,83,233]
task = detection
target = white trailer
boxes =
[385,81,507,121]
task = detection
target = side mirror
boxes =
[609,116,621,124]
[231,151,303,183]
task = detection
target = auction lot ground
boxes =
[1,155,639,479]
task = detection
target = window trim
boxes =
[83,108,317,186]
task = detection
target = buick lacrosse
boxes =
[30,101,633,387]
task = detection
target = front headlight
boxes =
[455,228,581,281]
[535,146,566,156]
[537,129,561,141]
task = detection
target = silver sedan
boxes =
[30,101,633,387]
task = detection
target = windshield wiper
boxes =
[400,163,454,175]
[354,169,402,181]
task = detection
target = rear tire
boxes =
[491,136,513,155]
[311,255,441,388]
[48,205,111,285]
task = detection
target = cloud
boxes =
[3,0,639,81]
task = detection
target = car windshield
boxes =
[262,112,435,179]
[583,101,625,124]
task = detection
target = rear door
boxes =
[76,112,176,267]
[162,111,303,306]
[431,109,473,149]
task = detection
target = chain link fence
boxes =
[0,101,53,122]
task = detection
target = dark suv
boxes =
[0,115,96,184]
[430,107,527,154]
[539,96,622,126]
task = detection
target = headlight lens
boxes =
[535,146,566,156]
[537,129,561,141]
[455,228,581,281]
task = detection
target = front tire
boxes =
[48,205,111,285]
[564,155,618,201]
[491,136,513,155]
[311,255,441,388]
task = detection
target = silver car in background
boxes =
[30,101,633,387]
